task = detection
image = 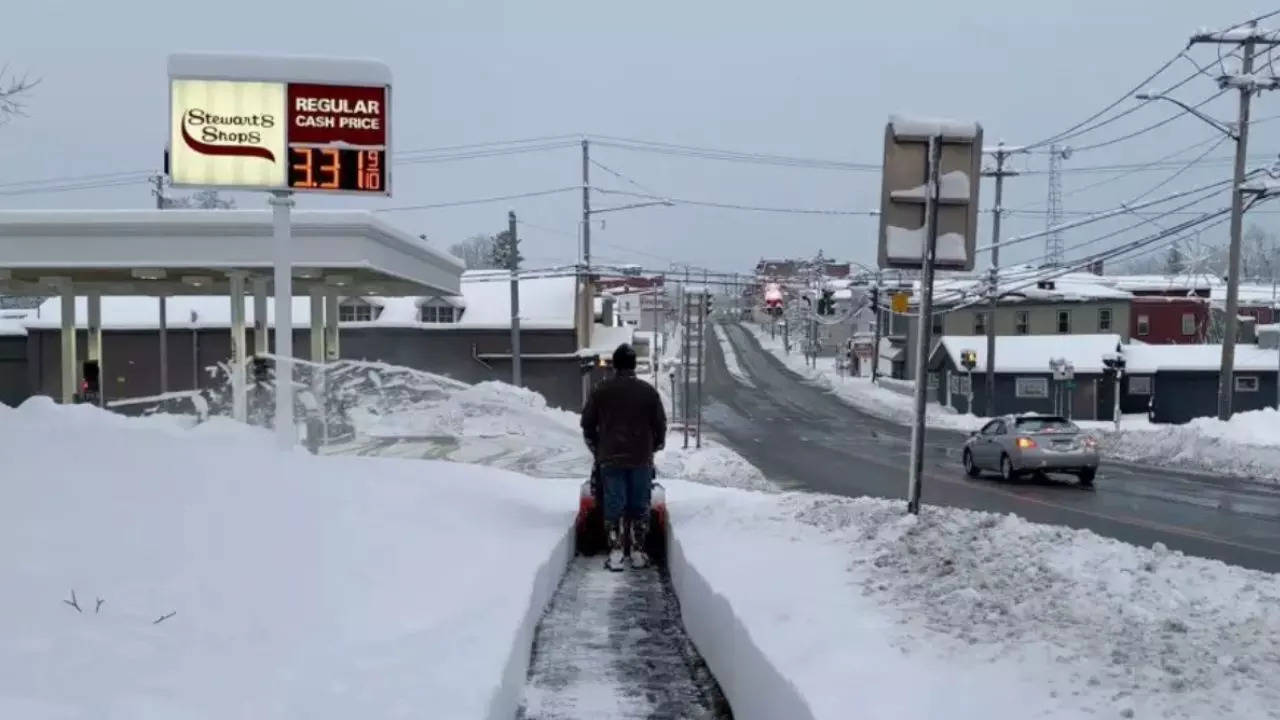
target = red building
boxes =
[1131,296,1210,344]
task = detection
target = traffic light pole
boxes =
[907,134,943,516]
[870,277,881,383]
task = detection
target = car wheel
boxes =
[963,449,981,478]
[1078,467,1096,487]
[1000,454,1017,482]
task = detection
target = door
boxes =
[1070,378,1097,421]
[974,419,1005,467]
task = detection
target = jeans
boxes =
[600,466,654,524]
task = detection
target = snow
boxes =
[0,396,577,720]
[459,270,576,329]
[885,226,967,265]
[889,170,971,201]
[712,324,755,388]
[936,334,1125,374]
[168,52,392,85]
[889,114,980,140]
[1102,409,1280,482]
[670,485,1280,719]
[744,322,983,432]
[326,363,776,492]
[1123,342,1278,373]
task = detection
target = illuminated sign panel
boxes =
[169,73,390,195]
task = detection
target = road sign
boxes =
[960,349,977,370]
[878,116,982,270]
[167,54,391,196]
[891,291,909,314]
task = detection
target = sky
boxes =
[4,0,1280,278]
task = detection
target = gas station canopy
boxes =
[0,209,462,297]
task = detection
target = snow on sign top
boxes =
[167,53,391,85]
[888,114,980,141]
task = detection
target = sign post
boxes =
[879,115,982,515]
[960,349,977,414]
[167,54,392,449]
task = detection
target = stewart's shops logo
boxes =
[181,108,277,162]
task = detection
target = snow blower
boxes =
[574,464,667,563]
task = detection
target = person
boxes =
[581,343,666,570]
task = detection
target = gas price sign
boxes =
[169,73,391,195]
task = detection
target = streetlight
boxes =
[1135,92,1238,138]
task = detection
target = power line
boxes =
[593,187,879,216]
[589,157,663,197]
[1068,88,1231,153]
[373,186,581,213]
[588,135,881,171]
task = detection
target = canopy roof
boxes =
[0,209,462,297]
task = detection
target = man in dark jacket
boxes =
[581,343,667,570]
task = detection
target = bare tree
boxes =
[0,64,40,124]
[163,189,236,209]
[448,234,499,269]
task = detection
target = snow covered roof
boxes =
[580,324,634,357]
[0,210,462,298]
[927,270,1132,306]
[168,52,391,85]
[934,334,1125,374]
[458,270,575,329]
[0,309,33,337]
[1122,343,1279,374]
[26,295,337,330]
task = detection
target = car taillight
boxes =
[1083,436,1097,448]
[1016,436,1036,449]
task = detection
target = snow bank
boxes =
[0,399,578,719]
[331,362,776,491]
[742,322,983,432]
[712,323,755,388]
[670,484,1280,719]
[1102,408,1280,482]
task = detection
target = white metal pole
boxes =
[229,273,248,423]
[269,191,296,449]
[59,281,76,405]
[87,290,102,407]
[324,290,340,361]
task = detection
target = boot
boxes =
[604,521,626,571]
[629,516,650,569]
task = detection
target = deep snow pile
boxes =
[1101,408,1280,482]
[0,398,576,719]
[670,484,1280,720]
[331,363,775,491]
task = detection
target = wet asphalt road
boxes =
[703,322,1280,573]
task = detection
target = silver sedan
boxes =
[962,414,1099,485]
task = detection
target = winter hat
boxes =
[612,343,637,371]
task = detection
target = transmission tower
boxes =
[1044,144,1070,267]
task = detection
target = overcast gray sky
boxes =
[4,0,1278,276]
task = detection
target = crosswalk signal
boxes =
[79,360,101,405]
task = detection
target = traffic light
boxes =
[819,289,836,316]
[705,296,714,316]
[960,350,977,370]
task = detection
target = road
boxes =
[700,322,1280,573]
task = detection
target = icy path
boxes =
[518,556,732,720]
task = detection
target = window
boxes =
[1137,314,1150,336]
[338,299,380,323]
[1015,377,1050,398]
[950,374,971,394]
[1015,416,1077,432]
[980,420,1005,435]
[973,311,987,335]
[1015,310,1029,335]
[1056,310,1071,334]
[1128,376,1152,395]
[1181,313,1196,336]
[1235,375,1259,392]
[1098,308,1112,332]
[419,304,457,323]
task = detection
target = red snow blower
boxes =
[574,464,667,562]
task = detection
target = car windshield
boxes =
[1015,417,1077,433]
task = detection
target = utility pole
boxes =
[152,174,170,394]
[1189,22,1280,420]
[508,210,522,388]
[696,269,706,449]
[981,142,1020,415]
[870,277,881,383]
[580,139,592,406]
[682,267,691,449]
